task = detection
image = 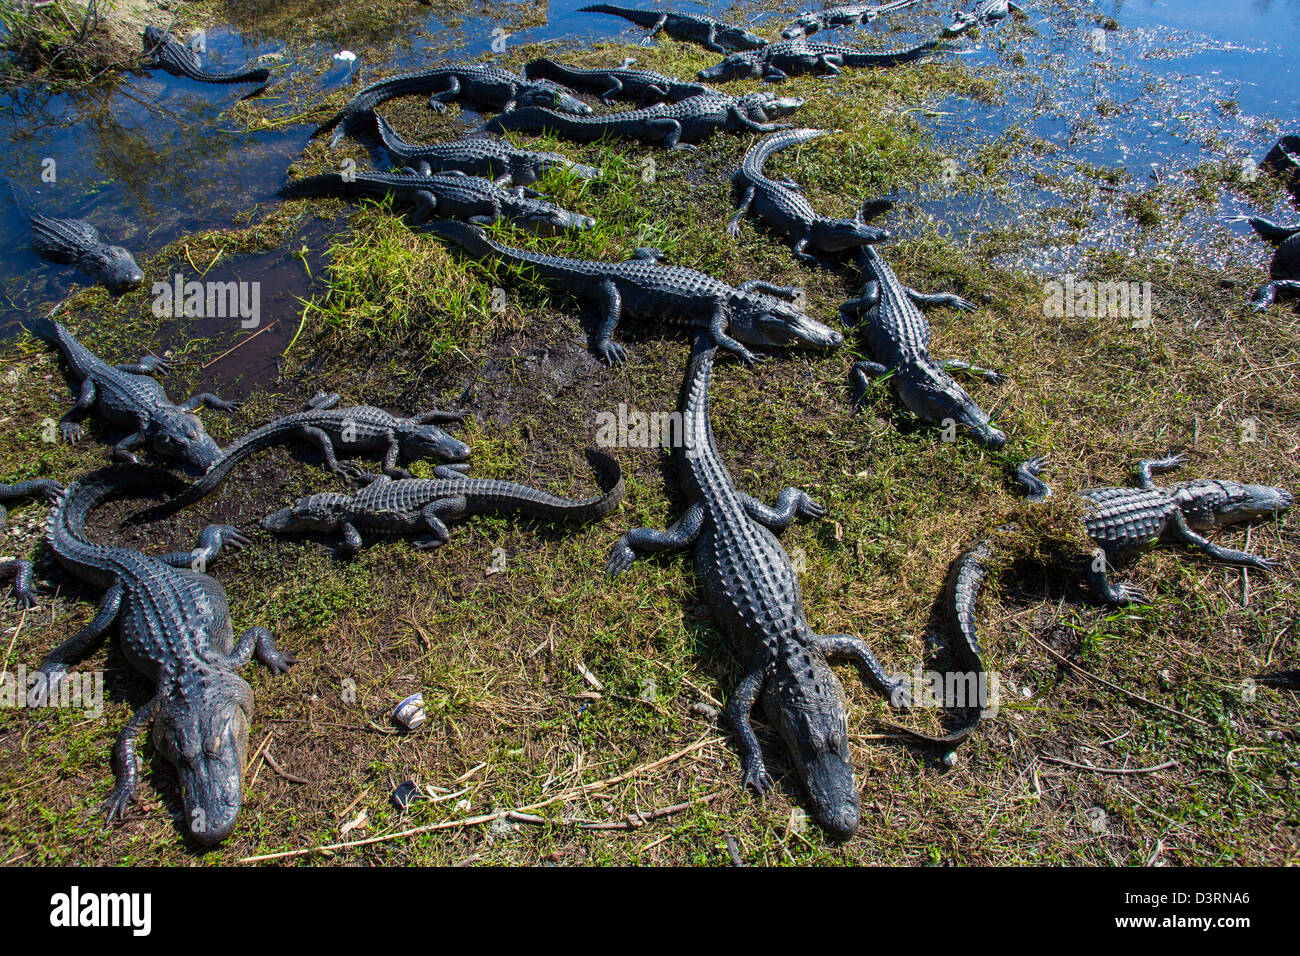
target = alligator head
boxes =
[1172,479,1293,530]
[717,25,769,52]
[150,410,224,470]
[781,15,822,40]
[942,11,978,36]
[763,652,860,839]
[893,358,1007,448]
[810,217,891,252]
[504,197,596,236]
[527,150,601,184]
[523,80,593,116]
[698,51,764,82]
[737,91,803,123]
[142,25,167,52]
[81,244,145,294]
[403,423,471,462]
[152,670,254,845]
[729,293,844,352]
[261,493,351,535]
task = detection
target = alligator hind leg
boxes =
[606,503,705,576]
[1084,553,1146,605]
[228,626,297,674]
[60,378,98,441]
[1251,280,1300,311]
[298,425,349,474]
[739,489,826,530]
[590,280,628,366]
[940,359,1004,385]
[36,581,125,698]
[427,77,461,111]
[101,693,163,824]
[178,392,238,413]
[908,289,976,311]
[811,634,911,708]
[0,559,37,609]
[726,186,756,237]
[413,498,468,549]
[1166,511,1278,571]
[1135,453,1185,489]
[728,667,774,792]
[160,525,249,570]
[737,279,802,300]
[115,355,171,376]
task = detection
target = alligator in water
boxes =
[426,220,843,365]
[34,468,296,844]
[579,4,767,52]
[24,316,234,471]
[141,392,470,519]
[363,113,601,187]
[263,450,624,557]
[944,0,1027,36]
[782,0,922,40]
[840,247,1007,448]
[607,340,910,838]
[484,91,803,150]
[312,65,590,147]
[1244,217,1300,311]
[521,56,714,105]
[141,26,271,84]
[727,128,891,264]
[698,38,938,83]
[0,479,63,608]
[8,185,143,294]
[278,169,595,234]
[1016,454,1291,605]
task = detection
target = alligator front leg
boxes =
[427,76,461,111]
[738,489,826,531]
[791,237,822,267]
[380,436,414,479]
[178,392,238,413]
[640,15,669,44]
[728,667,774,792]
[60,378,97,441]
[36,581,125,698]
[590,279,628,366]
[1167,511,1278,571]
[737,279,802,300]
[1135,453,1185,489]
[298,425,349,475]
[940,359,1005,385]
[849,360,891,410]
[811,633,911,708]
[763,67,790,82]
[160,525,249,570]
[101,693,163,824]
[413,498,470,549]
[726,185,756,237]
[647,118,689,150]
[908,289,976,311]
[839,279,881,325]
[335,521,365,559]
[1083,552,1147,606]
[115,355,170,376]
[1250,280,1300,311]
[707,305,760,365]
[0,559,37,609]
[407,190,440,225]
[227,626,298,674]
[606,503,706,575]
[111,430,147,464]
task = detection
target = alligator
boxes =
[1260,135,1300,202]
[0,479,63,609]
[840,246,1006,448]
[579,4,768,52]
[521,56,713,105]
[726,128,891,264]
[279,169,595,234]
[1015,455,1292,605]
[1244,217,1300,311]
[8,185,144,295]
[311,65,591,147]
[606,340,910,839]
[263,450,624,557]
[140,392,471,519]
[426,220,843,365]
[363,113,601,187]
[141,26,270,84]
[24,316,234,471]
[33,468,296,844]
[483,91,803,150]
[698,38,938,83]
[782,0,922,40]
[944,0,1027,36]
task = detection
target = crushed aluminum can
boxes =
[393,692,426,731]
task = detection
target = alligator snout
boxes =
[800,750,861,840]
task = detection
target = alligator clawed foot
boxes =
[605,542,636,577]
[99,787,133,824]
[265,651,298,674]
[984,371,1007,385]
[413,536,449,551]
[798,497,828,519]
[742,766,774,794]
[596,342,628,366]
[1116,583,1148,605]
[889,680,914,712]
[725,222,741,238]
[61,423,84,443]
[14,592,36,610]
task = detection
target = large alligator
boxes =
[141,26,271,84]
[840,247,1006,448]
[24,316,233,471]
[699,38,938,83]
[263,450,624,557]
[141,392,470,519]
[1245,217,1300,311]
[278,169,594,234]
[8,185,143,295]
[607,340,910,838]
[426,220,843,365]
[727,128,890,264]
[34,468,296,845]
[363,113,601,187]
[579,4,767,52]
[1015,455,1291,605]
[484,91,802,150]
[521,56,713,105]
[312,65,590,147]
[0,479,63,609]
[782,0,922,40]
[944,0,1027,36]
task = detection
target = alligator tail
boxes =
[22,314,96,377]
[468,449,624,522]
[422,220,503,257]
[278,174,371,201]
[520,57,566,83]
[48,466,186,563]
[747,127,828,170]
[578,4,661,28]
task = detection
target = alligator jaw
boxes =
[799,750,861,840]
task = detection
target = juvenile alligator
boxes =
[727,128,890,264]
[427,220,843,365]
[698,38,938,82]
[1245,217,1300,311]
[944,0,1027,36]
[8,185,143,294]
[364,113,601,187]
[607,340,910,839]
[1015,455,1291,605]
[141,26,271,84]
[840,246,1006,448]
[278,169,595,234]
[263,450,624,557]
[141,392,470,519]
[34,468,296,844]
[312,65,590,147]
[0,479,63,609]
[24,316,233,470]
[782,0,922,40]
[579,4,768,52]
[521,56,713,105]
[484,91,802,150]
